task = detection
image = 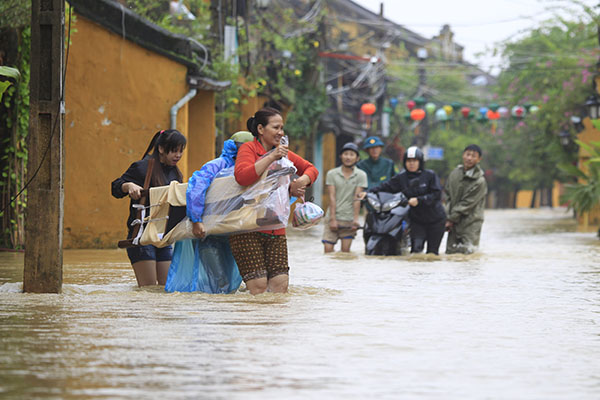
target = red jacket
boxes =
[234,138,319,235]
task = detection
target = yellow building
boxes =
[574,117,600,231]
[64,0,227,248]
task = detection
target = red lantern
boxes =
[406,100,416,111]
[410,108,426,121]
[460,107,471,118]
[361,103,376,116]
[486,110,500,120]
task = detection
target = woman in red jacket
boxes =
[230,107,319,294]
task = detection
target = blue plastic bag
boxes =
[165,236,242,294]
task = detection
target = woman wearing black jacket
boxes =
[368,146,446,255]
[111,129,186,286]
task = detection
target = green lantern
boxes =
[414,96,426,107]
[403,112,412,122]
[425,102,436,115]
[488,102,500,112]
[450,101,462,111]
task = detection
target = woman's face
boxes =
[159,145,184,166]
[257,114,284,148]
[405,158,419,173]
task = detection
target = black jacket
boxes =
[370,169,446,224]
[111,157,182,238]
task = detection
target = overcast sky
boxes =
[351,0,597,74]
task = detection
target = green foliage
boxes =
[0,1,31,29]
[0,27,30,248]
[126,1,327,140]
[560,141,600,214]
[492,4,598,195]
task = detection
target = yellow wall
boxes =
[64,14,215,248]
[514,183,562,209]
[575,117,600,231]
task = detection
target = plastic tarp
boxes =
[138,156,296,248]
[165,236,242,294]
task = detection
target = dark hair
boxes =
[141,129,186,186]
[463,144,482,156]
[246,107,282,137]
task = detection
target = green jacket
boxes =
[445,164,487,235]
[356,157,397,190]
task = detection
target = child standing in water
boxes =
[111,129,186,287]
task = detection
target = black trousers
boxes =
[410,218,446,255]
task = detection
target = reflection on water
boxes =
[1,209,600,399]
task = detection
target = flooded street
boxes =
[1,208,599,399]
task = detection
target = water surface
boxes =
[1,209,599,399]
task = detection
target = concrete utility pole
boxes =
[23,0,65,293]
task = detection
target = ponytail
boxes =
[142,129,187,186]
[246,107,281,137]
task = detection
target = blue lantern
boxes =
[479,107,488,116]
[389,97,398,109]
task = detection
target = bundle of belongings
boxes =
[292,200,324,229]
[126,156,296,249]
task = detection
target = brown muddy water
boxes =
[1,209,599,399]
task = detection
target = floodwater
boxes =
[1,208,599,400]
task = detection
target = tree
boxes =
[491,3,599,204]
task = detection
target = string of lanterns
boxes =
[359,99,540,124]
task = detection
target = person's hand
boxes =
[124,182,143,200]
[329,218,338,231]
[445,220,454,232]
[408,197,419,207]
[352,220,361,231]
[270,144,289,160]
[356,191,367,201]
[192,222,206,238]
[290,177,308,198]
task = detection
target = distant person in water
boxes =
[356,136,397,190]
[362,146,446,255]
[322,142,368,253]
[444,144,487,254]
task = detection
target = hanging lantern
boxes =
[361,103,376,116]
[479,107,488,117]
[460,107,471,118]
[406,100,416,111]
[425,102,436,115]
[403,112,412,122]
[443,105,453,115]
[488,102,500,112]
[511,105,525,118]
[414,96,427,107]
[498,106,509,118]
[389,97,399,109]
[529,105,539,114]
[435,108,448,121]
[486,110,500,120]
[450,101,462,111]
[410,108,426,121]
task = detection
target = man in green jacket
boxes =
[357,136,398,190]
[444,144,487,254]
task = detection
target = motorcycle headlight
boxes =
[381,199,400,212]
[367,196,381,212]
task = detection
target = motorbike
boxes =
[363,191,411,256]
